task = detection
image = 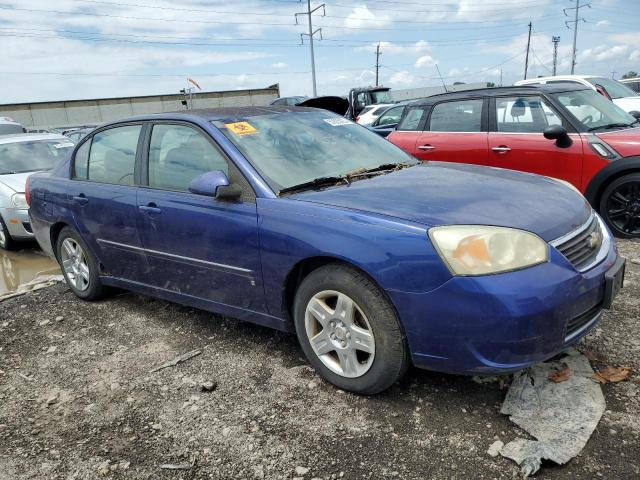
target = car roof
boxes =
[516,75,601,83]
[97,106,330,128]
[407,83,590,107]
[0,133,70,144]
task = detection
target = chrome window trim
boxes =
[550,213,610,273]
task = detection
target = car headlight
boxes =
[11,193,28,209]
[429,226,548,276]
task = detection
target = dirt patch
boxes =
[1,240,639,479]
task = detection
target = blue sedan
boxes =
[27,107,625,394]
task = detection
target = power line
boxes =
[564,0,591,74]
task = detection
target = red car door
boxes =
[488,95,584,187]
[413,98,489,165]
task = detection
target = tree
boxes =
[486,82,496,87]
[622,71,638,79]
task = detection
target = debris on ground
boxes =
[200,380,218,392]
[0,274,64,302]
[487,440,504,457]
[548,364,572,383]
[592,366,632,384]
[149,349,202,373]
[499,349,606,477]
[159,459,196,470]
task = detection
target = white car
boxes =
[0,133,74,250]
[515,75,640,114]
[0,117,26,136]
[356,104,395,125]
[620,77,640,94]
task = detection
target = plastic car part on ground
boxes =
[498,349,606,476]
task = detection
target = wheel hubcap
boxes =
[606,181,640,236]
[60,238,90,292]
[304,290,375,378]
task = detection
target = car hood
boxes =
[597,126,640,157]
[0,171,31,193]
[290,162,592,242]
[612,96,640,112]
[296,96,350,116]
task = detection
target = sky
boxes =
[0,0,639,103]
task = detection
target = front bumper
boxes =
[390,239,620,375]
[0,207,34,240]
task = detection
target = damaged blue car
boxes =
[27,107,625,394]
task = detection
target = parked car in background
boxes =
[388,84,640,238]
[270,96,308,106]
[516,75,640,114]
[0,117,26,136]
[28,107,623,394]
[367,103,407,137]
[0,133,74,249]
[620,77,640,93]
[356,103,394,125]
[64,127,95,143]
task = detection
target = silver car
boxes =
[0,134,74,250]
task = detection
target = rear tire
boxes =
[293,264,409,395]
[599,173,640,238]
[55,227,107,300]
[0,216,18,251]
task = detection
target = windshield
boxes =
[586,77,638,99]
[0,139,74,174]
[371,90,393,104]
[551,89,636,130]
[213,110,416,192]
[0,124,25,135]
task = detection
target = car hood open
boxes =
[0,171,31,193]
[296,96,350,116]
[290,162,592,242]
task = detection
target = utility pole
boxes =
[524,22,532,80]
[552,36,560,75]
[565,0,591,74]
[295,1,325,97]
[375,42,381,86]
[611,71,617,79]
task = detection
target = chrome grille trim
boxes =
[551,213,610,273]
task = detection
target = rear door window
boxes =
[87,125,141,185]
[429,99,483,132]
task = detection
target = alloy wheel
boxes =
[304,290,375,378]
[60,238,90,291]
[606,181,640,236]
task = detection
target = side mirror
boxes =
[629,110,640,120]
[543,125,572,148]
[188,171,242,200]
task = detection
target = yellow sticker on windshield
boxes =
[225,121,258,136]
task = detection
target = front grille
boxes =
[553,215,603,271]
[565,302,602,341]
[22,222,33,233]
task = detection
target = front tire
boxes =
[0,216,18,250]
[599,173,640,238]
[293,264,409,395]
[56,227,107,300]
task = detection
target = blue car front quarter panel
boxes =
[257,197,454,318]
[390,242,619,375]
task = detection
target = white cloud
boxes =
[355,41,430,55]
[415,55,437,68]
[596,20,611,27]
[579,45,629,63]
[344,5,388,28]
[271,62,288,69]
[630,50,640,61]
[388,70,417,88]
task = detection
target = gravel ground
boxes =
[0,239,639,480]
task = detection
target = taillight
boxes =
[356,116,361,123]
[25,176,31,206]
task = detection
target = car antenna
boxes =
[435,64,448,93]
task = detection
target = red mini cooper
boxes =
[388,84,640,238]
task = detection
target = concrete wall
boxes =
[0,86,280,129]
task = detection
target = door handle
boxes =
[139,204,162,214]
[72,194,88,205]
[491,146,512,153]
[417,145,436,151]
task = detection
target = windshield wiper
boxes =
[343,162,417,180]
[588,123,634,131]
[278,176,347,195]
